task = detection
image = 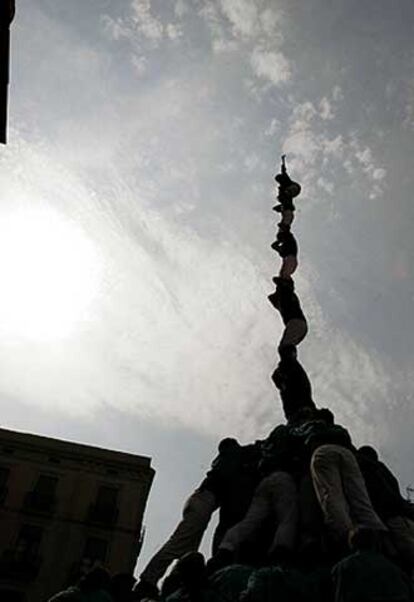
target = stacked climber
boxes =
[131,158,414,602]
[267,155,315,423]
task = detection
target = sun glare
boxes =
[0,209,102,341]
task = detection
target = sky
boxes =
[2,0,414,575]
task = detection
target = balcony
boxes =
[0,549,41,583]
[22,491,55,516]
[86,503,118,527]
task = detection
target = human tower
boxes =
[132,158,414,602]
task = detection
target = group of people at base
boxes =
[132,407,414,602]
[144,529,414,602]
[47,569,136,602]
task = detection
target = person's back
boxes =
[332,529,413,602]
[332,549,412,602]
[48,586,82,602]
[357,447,408,521]
[83,591,113,602]
[136,438,244,595]
[212,443,261,552]
[271,356,315,421]
[48,586,113,602]
[293,416,353,457]
[259,424,298,476]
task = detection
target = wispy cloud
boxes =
[281,88,387,199]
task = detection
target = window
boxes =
[83,537,108,563]
[15,525,43,561]
[24,475,57,514]
[0,526,42,582]
[96,486,118,508]
[48,456,61,465]
[0,466,10,504]
[88,486,119,525]
[34,475,58,496]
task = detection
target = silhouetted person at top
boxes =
[0,0,15,144]
[271,156,302,277]
[273,155,302,217]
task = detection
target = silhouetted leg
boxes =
[279,318,308,349]
[299,471,324,541]
[311,445,353,544]
[311,445,385,547]
[219,480,271,555]
[140,489,217,586]
[268,471,299,554]
[278,208,294,229]
[340,449,386,532]
[268,278,308,356]
[387,516,414,569]
[271,231,298,280]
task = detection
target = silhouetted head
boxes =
[278,344,297,361]
[218,437,239,453]
[161,552,206,598]
[287,181,302,198]
[80,567,111,593]
[358,445,379,462]
[316,408,334,425]
[110,573,136,600]
[288,406,316,425]
[132,578,158,601]
[349,528,381,552]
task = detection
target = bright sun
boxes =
[0,209,102,341]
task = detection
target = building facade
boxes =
[0,427,154,602]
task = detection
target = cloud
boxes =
[199,0,290,86]
[280,89,387,199]
[217,0,285,42]
[166,23,183,41]
[264,117,280,137]
[102,0,182,51]
[131,54,148,76]
[219,0,259,37]
[319,97,334,120]
[250,47,291,86]
[175,0,189,19]
[101,15,131,41]
[372,167,386,181]
[131,0,164,44]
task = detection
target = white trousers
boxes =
[220,471,298,556]
[311,444,386,544]
[140,489,217,585]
